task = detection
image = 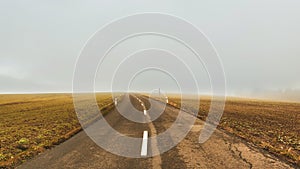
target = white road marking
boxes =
[134,96,147,115]
[141,131,148,157]
[114,98,118,106]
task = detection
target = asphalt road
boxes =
[18,94,294,169]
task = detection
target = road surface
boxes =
[18,94,294,169]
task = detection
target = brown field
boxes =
[1,93,299,168]
[0,93,114,168]
[168,96,300,166]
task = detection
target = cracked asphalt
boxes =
[18,94,294,169]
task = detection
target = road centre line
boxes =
[141,131,148,157]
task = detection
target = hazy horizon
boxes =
[1,90,299,103]
[1,1,300,101]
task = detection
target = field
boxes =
[1,94,299,168]
[0,93,114,168]
[168,96,300,166]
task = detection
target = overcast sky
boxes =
[0,1,300,99]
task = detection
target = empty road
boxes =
[18,94,294,169]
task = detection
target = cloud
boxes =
[0,75,68,93]
[0,65,28,80]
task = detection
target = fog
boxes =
[1,1,299,101]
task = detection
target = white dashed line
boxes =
[143,109,147,115]
[141,131,148,157]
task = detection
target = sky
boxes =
[0,1,300,100]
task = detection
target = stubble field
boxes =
[0,93,114,168]
[1,93,299,168]
[168,96,300,166]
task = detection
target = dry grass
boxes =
[0,93,114,168]
[168,96,300,166]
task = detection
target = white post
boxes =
[114,98,117,106]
